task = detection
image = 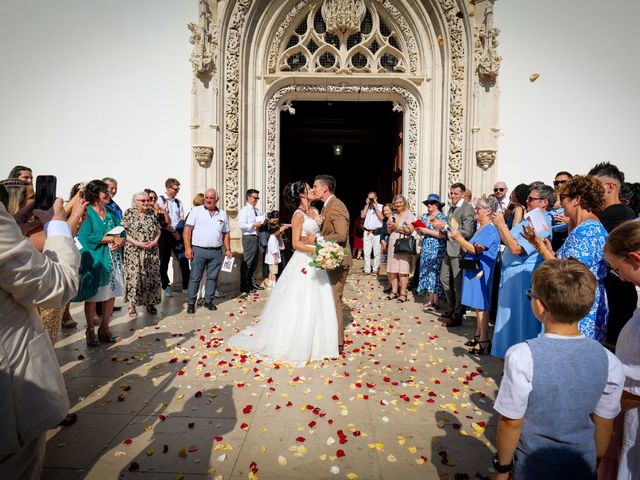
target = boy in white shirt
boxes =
[493,259,624,479]
[264,222,285,288]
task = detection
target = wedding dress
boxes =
[227,210,339,366]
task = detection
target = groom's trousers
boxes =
[328,265,349,345]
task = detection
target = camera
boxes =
[368,198,374,205]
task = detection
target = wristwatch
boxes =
[492,453,514,473]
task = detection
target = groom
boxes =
[306,175,352,354]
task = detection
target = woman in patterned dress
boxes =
[523,175,608,343]
[416,194,447,311]
[122,192,161,318]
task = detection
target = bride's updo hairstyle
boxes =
[283,181,307,210]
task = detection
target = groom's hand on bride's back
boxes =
[301,232,316,244]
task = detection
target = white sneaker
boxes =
[164,287,174,297]
[182,289,189,295]
[214,289,224,298]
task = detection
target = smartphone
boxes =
[35,175,57,210]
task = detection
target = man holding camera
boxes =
[360,192,384,275]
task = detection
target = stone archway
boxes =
[188,0,502,217]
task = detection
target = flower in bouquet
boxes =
[308,240,347,271]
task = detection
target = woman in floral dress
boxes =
[122,191,162,317]
[416,194,447,311]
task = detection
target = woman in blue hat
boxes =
[416,194,448,311]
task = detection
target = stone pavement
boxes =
[44,262,504,480]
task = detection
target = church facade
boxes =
[187,0,501,216]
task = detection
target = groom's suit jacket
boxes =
[321,195,352,268]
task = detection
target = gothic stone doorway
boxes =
[279,101,402,225]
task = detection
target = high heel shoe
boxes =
[396,294,407,303]
[464,335,480,347]
[97,327,120,344]
[85,328,99,347]
[469,340,491,355]
[386,292,399,300]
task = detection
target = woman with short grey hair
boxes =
[449,198,501,354]
[121,191,162,318]
[386,194,416,302]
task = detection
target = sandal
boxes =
[128,305,138,319]
[386,292,399,300]
[338,344,344,355]
[97,327,120,344]
[396,294,408,303]
[146,305,158,314]
[58,413,78,427]
[85,328,99,347]
[464,335,480,347]
[422,302,436,312]
[469,340,491,355]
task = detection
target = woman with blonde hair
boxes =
[385,194,415,302]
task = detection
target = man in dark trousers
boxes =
[238,189,265,295]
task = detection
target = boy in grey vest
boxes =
[493,259,624,479]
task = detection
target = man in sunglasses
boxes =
[493,181,509,212]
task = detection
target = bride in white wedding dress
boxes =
[227,181,339,366]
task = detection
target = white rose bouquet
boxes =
[308,240,348,271]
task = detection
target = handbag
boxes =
[394,235,417,255]
[460,256,481,270]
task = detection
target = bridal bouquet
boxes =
[309,240,347,271]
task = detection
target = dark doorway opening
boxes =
[279,101,402,227]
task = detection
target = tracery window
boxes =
[278,4,408,74]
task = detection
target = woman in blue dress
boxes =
[523,176,608,342]
[416,194,447,311]
[449,197,501,354]
[491,184,556,359]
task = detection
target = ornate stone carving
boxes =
[266,84,419,212]
[188,0,218,75]
[321,0,366,39]
[475,150,496,170]
[223,0,253,211]
[476,3,501,83]
[438,0,466,186]
[193,145,214,168]
[268,0,417,75]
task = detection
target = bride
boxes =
[227,181,339,366]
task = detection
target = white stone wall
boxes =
[1,0,639,208]
[495,0,640,189]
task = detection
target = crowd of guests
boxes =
[356,162,640,478]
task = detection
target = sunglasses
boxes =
[494,188,506,192]
[526,289,538,301]
[553,180,567,186]
[527,196,542,202]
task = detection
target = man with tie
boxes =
[238,189,265,295]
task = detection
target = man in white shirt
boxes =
[493,181,509,212]
[360,191,384,274]
[157,177,190,296]
[238,189,265,295]
[183,189,232,314]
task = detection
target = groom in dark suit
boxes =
[433,182,475,327]
[305,175,351,354]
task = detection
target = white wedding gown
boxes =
[227,211,339,366]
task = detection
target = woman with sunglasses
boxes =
[598,220,640,479]
[522,175,608,343]
[448,197,501,354]
[490,184,556,358]
[121,191,162,318]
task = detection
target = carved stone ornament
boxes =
[321,0,366,39]
[193,145,214,168]
[476,3,501,82]
[266,84,419,213]
[475,150,496,170]
[438,0,467,186]
[188,0,218,74]
[223,0,253,211]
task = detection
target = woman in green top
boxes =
[74,180,125,346]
